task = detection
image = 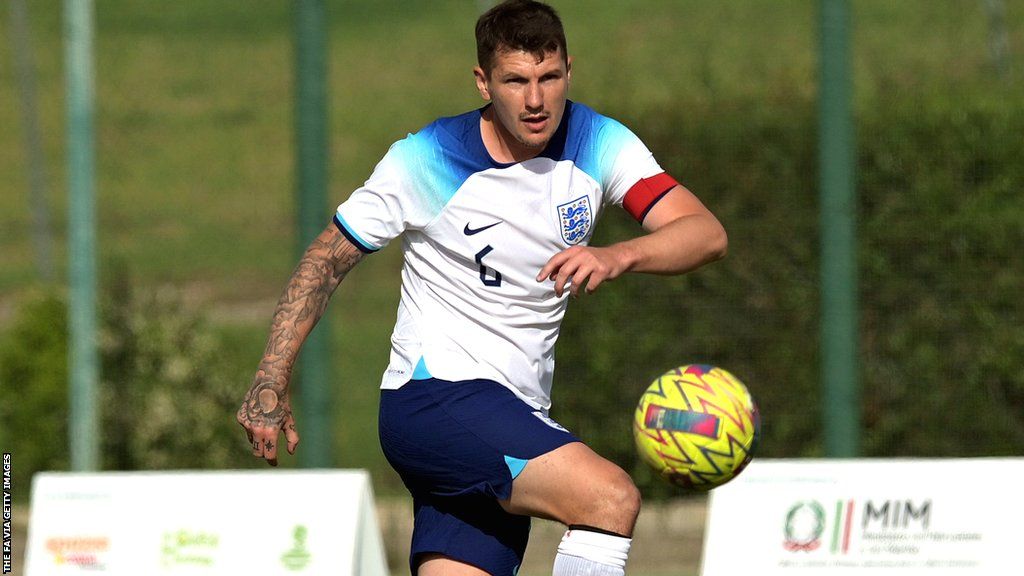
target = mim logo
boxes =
[784,498,933,555]
[863,499,931,530]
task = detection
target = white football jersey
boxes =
[335,101,677,410]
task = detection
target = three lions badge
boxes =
[557,195,593,245]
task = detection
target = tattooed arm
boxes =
[237,223,364,466]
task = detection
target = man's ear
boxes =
[474,66,491,101]
[566,56,573,85]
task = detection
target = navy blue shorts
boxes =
[379,377,578,576]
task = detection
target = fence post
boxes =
[65,0,100,471]
[294,0,332,468]
[819,0,860,457]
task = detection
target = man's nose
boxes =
[525,82,543,111]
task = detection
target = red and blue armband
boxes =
[622,173,679,222]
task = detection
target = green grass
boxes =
[3,0,1016,290]
[1,0,1020,487]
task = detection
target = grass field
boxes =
[4,0,1014,291]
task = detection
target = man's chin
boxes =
[516,134,551,150]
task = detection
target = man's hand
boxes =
[537,244,634,297]
[237,375,300,467]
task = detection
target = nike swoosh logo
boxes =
[463,221,503,235]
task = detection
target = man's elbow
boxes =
[705,219,728,262]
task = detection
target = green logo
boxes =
[281,525,312,571]
[783,501,825,552]
[161,530,219,567]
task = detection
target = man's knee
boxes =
[600,469,642,524]
[572,465,641,534]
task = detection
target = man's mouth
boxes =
[522,115,549,131]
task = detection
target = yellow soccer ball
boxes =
[633,364,760,490]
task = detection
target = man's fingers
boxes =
[284,415,300,455]
[240,418,255,444]
[251,428,279,466]
[570,263,601,297]
[536,256,560,282]
[577,264,613,296]
[237,405,257,446]
[263,435,279,467]
[250,427,281,465]
[542,247,612,297]
[537,248,575,282]
[554,260,581,297]
[569,275,585,297]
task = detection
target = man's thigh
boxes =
[501,441,641,536]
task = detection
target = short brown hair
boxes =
[476,0,568,76]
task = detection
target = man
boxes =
[238,1,727,575]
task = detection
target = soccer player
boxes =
[238,1,727,575]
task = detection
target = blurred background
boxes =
[1,1,1021,574]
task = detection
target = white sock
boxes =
[551,526,632,576]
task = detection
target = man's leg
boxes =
[501,442,640,576]
[417,554,491,576]
[382,377,609,575]
[500,442,640,534]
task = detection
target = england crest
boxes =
[557,195,593,245]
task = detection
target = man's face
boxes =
[475,47,571,155]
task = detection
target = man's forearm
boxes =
[243,227,364,424]
[616,213,728,276]
[260,230,362,379]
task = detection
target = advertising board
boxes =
[701,458,1023,575]
[24,470,387,575]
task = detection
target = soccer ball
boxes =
[633,364,760,490]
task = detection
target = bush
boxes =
[0,268,251,491]
[552,91,1024,495]
[99,266,251,470]
[0,291,69,496]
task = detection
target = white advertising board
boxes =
[701,458,1024,575]
[24,470,387,576]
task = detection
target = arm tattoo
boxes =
[241,229,363,428]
